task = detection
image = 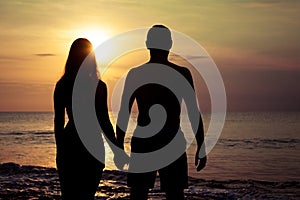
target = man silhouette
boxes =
[116,25,206,200]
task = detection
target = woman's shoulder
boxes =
[56,75,75,86]
[95,80,108,98]
[54,78,63,90]
[55,77,67,90]
[97,79,107,89]
[55,76,73,93]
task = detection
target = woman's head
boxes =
[64,38,97,78]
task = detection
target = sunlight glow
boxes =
[85,30,110,48]
[69,28,110,48]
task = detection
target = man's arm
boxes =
[182,68,207,172]
[116,70,136,149]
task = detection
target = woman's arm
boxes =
[95,81,117,145]
[96,81,129,169]
[54,83,65,149]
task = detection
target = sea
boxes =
[0,111,299,199]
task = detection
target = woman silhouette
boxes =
[54,38,116,199]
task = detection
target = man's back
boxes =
[128,61,193,153]
[115,25,206,200]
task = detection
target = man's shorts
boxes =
[127,153,188,191]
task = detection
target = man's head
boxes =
[146,25,172,51]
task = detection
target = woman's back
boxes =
[54,38,115,199]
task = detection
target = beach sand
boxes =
[0,162,299,200]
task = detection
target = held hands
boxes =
[113,143,129,170]
[195,149,207,172]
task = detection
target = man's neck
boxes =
[149,49,169,63]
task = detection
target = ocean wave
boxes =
[0,131,54,136]
[33,131,54,135]
[0,162,299,200]
[219,138,300,149]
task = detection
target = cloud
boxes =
[0,80,55,111]
[0,55,28,61]
[170,54,209,61]
[246,2,277,8]
[34,54,56,57]
[185,55,209,60]
[0,81,54,95]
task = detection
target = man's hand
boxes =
[195,149,207,172]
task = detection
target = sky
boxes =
[0,0,299,112]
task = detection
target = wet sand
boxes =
[0,163,299,199]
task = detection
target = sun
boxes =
[66,27,118,72]
[69,27,111,48]
[84,30,110,48]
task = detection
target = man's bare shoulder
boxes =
[166,61,192,80]
[127,62,156,76]
[127,62,192,82]
[130,62,190,71]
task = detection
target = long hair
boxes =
[63,38,98,80]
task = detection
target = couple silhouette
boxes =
[54,25,206,200]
